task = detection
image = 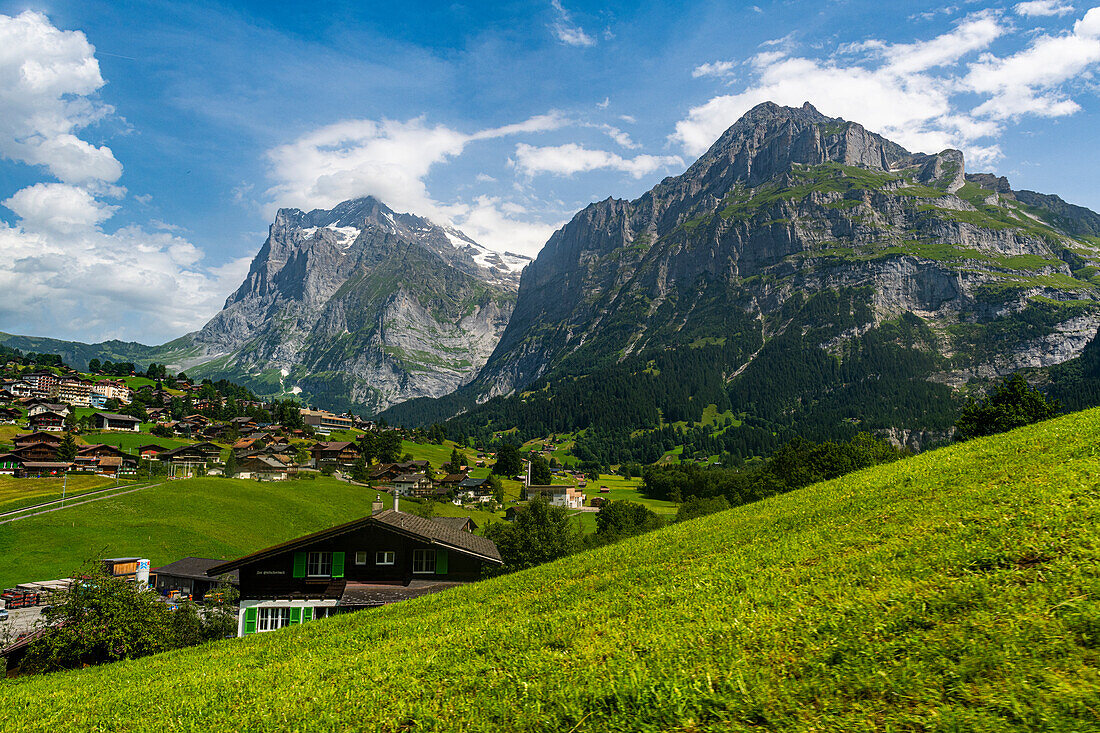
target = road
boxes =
[0,606,46,642]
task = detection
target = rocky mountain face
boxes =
[385,102,1100,451]
[185,197,528,413]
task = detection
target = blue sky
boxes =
[0,0,1098,343]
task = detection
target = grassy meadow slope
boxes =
[0,477,392,589]
[3,409,1100,731]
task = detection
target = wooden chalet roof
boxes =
[93,411,140,423]
[13,432,61,445]
[153,557,239,583]
[206,509,502,576]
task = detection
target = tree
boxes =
[488,474,505,504]
[57,431,78,462]
[224,452,239,478]
[21,563,177,673]
[675,495,731,523]
[483,496,577,572]
[351,453,368,483]
[447,447,465,473]
[593,500,663,542]
[87,358,101,373]
[377,430,402,464]
[412,499,439,519]
[530,455,551,485]
[493,443,522,477]
[955,375,1060,441]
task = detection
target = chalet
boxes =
[12,441,60,463]
[436,472,468,488]
[432,516,479,533]
[236,456,289,481]
[394,473,433,496]
[6,381,34,398]
[160,442,222,464]
[27,402,70,417]
[93,412,141,432]
[206,508,502,636]
[15,460,72,478]
[457,476,492,498]
[310,441,359,469]
[137,444,168,459]
[153,557,239,602]
[0,453,21,475]
[13,432,61,448]
[0,407,20,424]
[525,484,586,509]
[0,387,18,403]
[28,411,66,431]
[75,444,138,475]
[230,416,259,431]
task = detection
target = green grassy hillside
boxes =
[3,409,1100,730]
[0,477,393,589]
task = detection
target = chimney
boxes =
[372,493,383,514]
[393,490,400,513]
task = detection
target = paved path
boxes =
[0,481,164,525]
[0,606,45,641]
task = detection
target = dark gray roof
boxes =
[94,412,141,422]
[433,516,478,532]
[372,510,500,562]
[153,557,239,583]
[339,580,463,607]
[206,508,501,576]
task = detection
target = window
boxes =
[307,551,332,577]
[375,551,395,566]
[355,551,367,565]
[313,606,336,620]
[412,548,436,574]
[256,607,291,632]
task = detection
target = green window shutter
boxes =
[243,607,257,635]
[292,552,306,578]
[332,552,345,578]
[302,606,313,622]
[290,607,301,624]
[435,549,448,575]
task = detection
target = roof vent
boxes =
[372,494,383,514]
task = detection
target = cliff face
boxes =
[187,197,527,413]
[386,103,1100,445]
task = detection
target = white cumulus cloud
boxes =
[0,11,251,343]
[671,8,1100,169]
[513,143,683,179]
[1015,1,1076,17]
[692,60,737,78]
[0,11,122,186]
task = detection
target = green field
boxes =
[0,475,125,515]
[4,407,1098,729]
[0,476,394,589]
[582,474,678,515]
[78,431,194,451]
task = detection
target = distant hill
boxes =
[4,407,1099,729]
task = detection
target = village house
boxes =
[236,455,289,481]
[394,473,434,496]
[93,412,141,432]
[56,379,93,407]
[0,407,20,424]
[29,410,66,431]
[525,484,586,509]
[206,506,501,636]
[27,402,70,418]
[153,557,239,602]
[310,441,359,470]
[300,409,353,434]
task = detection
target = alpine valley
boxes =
[6,102,1100,452]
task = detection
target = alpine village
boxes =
[2,4,1100,731]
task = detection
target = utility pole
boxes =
[61,471,67,508]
